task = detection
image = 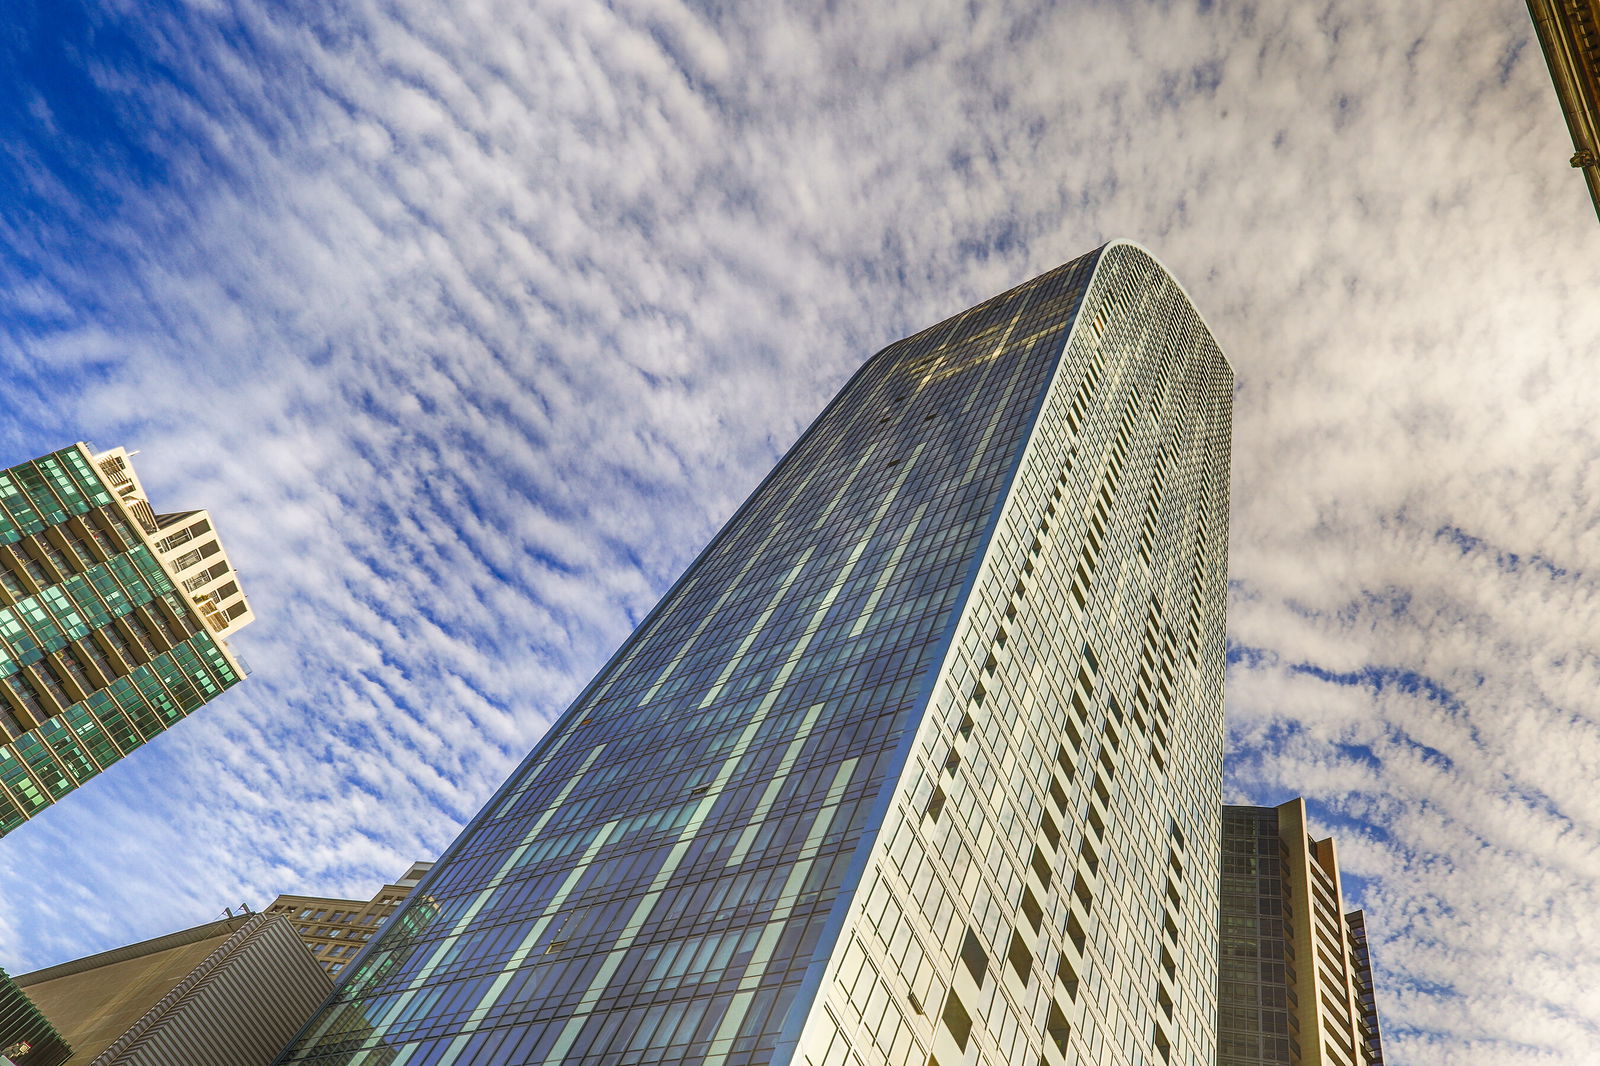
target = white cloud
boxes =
[0,0,1596,1061]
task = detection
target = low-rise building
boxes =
[14,914,327,1066]
[264,861,433,978]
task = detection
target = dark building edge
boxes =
[1526,0,1600,221]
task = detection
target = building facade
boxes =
[16,914,328,1066]
[266,863,435,979]
[1343,911,1384,1066]
[0,444,251,836]
[1216,801,1385,1066]
[1526,0,1600,220]
[276,240,1233,1066]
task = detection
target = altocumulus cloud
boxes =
[0,1,1596,1063]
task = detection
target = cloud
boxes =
[1,0,1597,1061]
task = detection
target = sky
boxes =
[0,0,1595,1062]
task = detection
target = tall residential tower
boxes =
[278,241,1232,1066]
[0,444,251,836]
[1217,801,1385,1066]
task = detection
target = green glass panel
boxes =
[64,702,118,768]
[86,689,143,751]
[89,566,133,614]
[0,747,47,809]
[154,656,202,713]
[169,642,221,699]
[133,665,180,722]
[41,586,89,641]
[60,448,114,507]
[106,555,152,604]
[36,457,89,517]
[0,473,43,535]
[0,789,26,833]
[0,606,41,661]
[63,574,113,628]
[195,632,240,686]
[38,718,97,785]
[128,546,175,595]
[106,676,162,739]
[19,599,63,651]
[15,732,73,799]
[15,466,66,526]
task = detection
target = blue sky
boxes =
[2,1,1598,1062]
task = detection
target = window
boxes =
[1006,930,1033,983]
[958,929,988,985]
[940,992,972,1051]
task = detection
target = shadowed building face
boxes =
[1217,800,1387,1066]
[276,241,1232,1066]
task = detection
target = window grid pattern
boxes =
[0,446,242,835]
[277,256,1106,1066]
[789,243,1231,1066]
[1217,808,1293,1066]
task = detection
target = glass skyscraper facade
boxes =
[277,240,1233,1066]
[0,444,251,836]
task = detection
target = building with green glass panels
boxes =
[1,967,72,1066]
[276,240,1232,1066]
[0,443,252,837]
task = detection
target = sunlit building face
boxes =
[0,444,251,836]
[277,240,1232,1066]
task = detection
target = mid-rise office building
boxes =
[277,241,1232,1066]
[0,444,251,836]
[1526,0,1600,220]
[265,862,434,978]
[15,914,328,1066]
[1217,800,1386,1066]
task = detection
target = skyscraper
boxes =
[0,444,252,836]
[277,240,1232,1066]
[1216,801,1386,1066]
